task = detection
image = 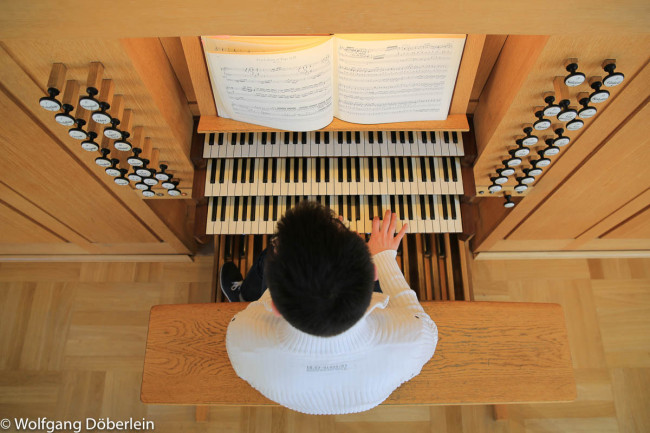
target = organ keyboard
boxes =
[202,130,465,235]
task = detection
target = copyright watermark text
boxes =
[0,418,154,432]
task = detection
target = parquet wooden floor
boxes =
[0,255,648,433]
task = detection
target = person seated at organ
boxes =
[220,201,438,414]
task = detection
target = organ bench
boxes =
[141,301,576,419]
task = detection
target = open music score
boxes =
[203,35,466,131]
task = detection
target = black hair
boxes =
[265,200,375,337]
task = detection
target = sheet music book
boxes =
[202,34,466,131]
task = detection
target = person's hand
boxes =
[367,210,408,256]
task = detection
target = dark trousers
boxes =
[240,248,383,302]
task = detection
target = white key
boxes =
[203,133,212,159]
[207,197,215,234]
[205,159,214,197]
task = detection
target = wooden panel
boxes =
[508,101,650,240]
[0,45,193,254]
[0,38,194,192]
[159,37,198,115]
[473,34,650,189]
[198,114,469,133]
[449,34,485,114]
[0,88,158,244]
[1,1,649,38]
[141,302,575,405]
[180,36,217,117]
[467,35,507,113]
[472,38,650,253]
[0,201,65,244]
[602,207,650,239]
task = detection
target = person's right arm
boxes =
[367,210,423,311]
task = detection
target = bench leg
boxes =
[195,406,209,422]
[492,404,508,420]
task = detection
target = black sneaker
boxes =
[220,262,244,302]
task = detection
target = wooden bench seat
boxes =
[141,301,576,407]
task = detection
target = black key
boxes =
[338,158,343,182]
[233,196,240,222]
[355,158,360,182]
[399,131,405,143]
[219,159,225,184]
[263,158,269,183]
[273,196,278,220]
[240,132,246,145]
[218,133,224,146]
[338,195,344,218]
[293,158,299,183]
[428,156,436,181]
[270,132,276,144]
[443,131,450,143]
[391,131,397,143]
[390,158,396,182]
[338,131,343,143]
[346,158,352,182]
[241,158,247,183]
[398,195,405,218]
[452,131,458,144]
[262,132,268,144]
[231,133,237,145]
[398,157,405,182]
[421,131,427,143]
[347,195,352,220]
[301,132,307,144]
[436,234,446,258]
[408,131,414,144]
[324,132,329,144]
[369,131,374,144]
[355,196,360,221]
[249,159,255,183]
[210,159,217,183]
[209,133,215,146]
[377,131,383,144]
[430,131,437,143]
[390,195,396,215]
[428,195,435,220]
[419,195,426,219]
[211,197,217,222]
[264,197,270,221]
[293,132,298,145]
[232,159,238,183]
[248,133,254,145]
[220,196,226,221]
[355,131,361,143]
[406,158,413,182]
[285,158,291,183]
[315,132,320,144]
[242,196,248,221]
[376,195,383,217]
[302,158,308,183]
[450,195,457,219]
[442,158,450,182]
[324,158,330,182]
[420,157,427,182]
[407,196,413,220]
[250,196,256,221]
[450,157,458,182]
[346,131,352,144]
[326,195,331,208]
[316,158,321,182]
[441,195,449,220]
[368,195,374,220]
[368,157,374,182]
[271,159,277,183]
[423,233,432,257]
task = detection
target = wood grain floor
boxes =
[0,255,648,432]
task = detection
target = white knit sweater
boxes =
[225,250,438,415]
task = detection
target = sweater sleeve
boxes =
[373,249,425,312]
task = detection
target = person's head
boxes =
[266,201,375,337]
